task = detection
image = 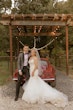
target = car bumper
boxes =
[13,77,55,81]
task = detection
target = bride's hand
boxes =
[32,71,34,77]
[19,71,22,76]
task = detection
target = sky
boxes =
[5,0,67,14]
[59,0,67,1]
[11,0,14,8]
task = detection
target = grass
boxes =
[50,57,73,79]
[0,61,14,85]
[0,59,73,86]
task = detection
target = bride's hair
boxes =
[30,48,37,56]
[30,48,43,75]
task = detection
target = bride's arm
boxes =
[32,57,38,76]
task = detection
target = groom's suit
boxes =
[15,52,30,100]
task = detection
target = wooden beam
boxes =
[68,21,73,26]
[61,14,67,21]
[12,21,66,26]
[65,25,69,75]
[0,20,66,26]
[53,14,59,21]
[0,20,10,25]
[14,32,62,37]
[67,18,72,25]
[2,14,73,20]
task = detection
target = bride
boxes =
[22,48,68,107]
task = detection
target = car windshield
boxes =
[41,60,48,67]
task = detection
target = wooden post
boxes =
[9,24,13,76]
[65,25,69,75]
[17,37,19,55]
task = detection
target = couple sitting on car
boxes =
[15,44,68,108]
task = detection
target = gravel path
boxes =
[0,70,73,110]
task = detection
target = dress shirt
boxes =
[24,53,28,66]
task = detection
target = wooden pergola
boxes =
[0,14,73,75]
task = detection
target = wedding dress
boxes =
[22,59,68,107]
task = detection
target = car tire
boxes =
[50,80,56,87]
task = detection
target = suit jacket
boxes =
[17,52,30,71]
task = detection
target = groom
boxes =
[15,44,30,101]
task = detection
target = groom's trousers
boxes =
[15,66,30,99]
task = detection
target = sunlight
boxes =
[59,0,67,1]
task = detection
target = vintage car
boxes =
[13,58,56,87]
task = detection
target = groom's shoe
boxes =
[15,97,18,101]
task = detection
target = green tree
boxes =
[0,25,9,53]
[0,0,11,14]
[1,0,73,56]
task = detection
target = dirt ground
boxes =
[0,70,73,110]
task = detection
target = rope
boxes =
[19,41,24,46]
[16,37,24,46]
[53,0,58,8]
[37,37,57,50]
[18,37,57,50]
[34,37,36,48]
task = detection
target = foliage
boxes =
[0,0,73,56]
[0,0,11,14]
[0,61,11,85]
[52,46,65,56]
[0,25,9,53]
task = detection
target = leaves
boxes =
[0,0,73,56]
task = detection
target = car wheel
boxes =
[50,80,56,87]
